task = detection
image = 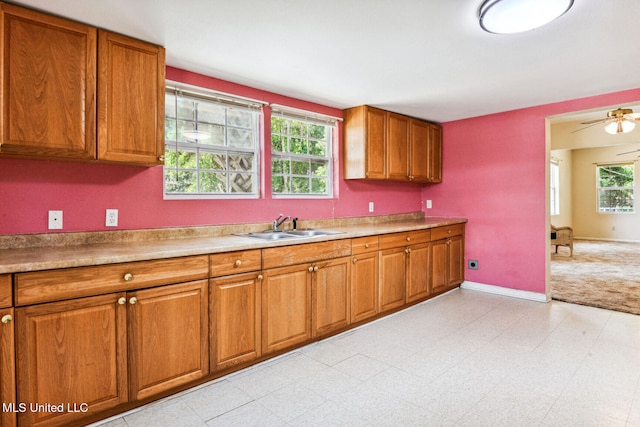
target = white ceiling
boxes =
[12,0,640,123]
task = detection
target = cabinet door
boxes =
[379,248,406,312]
[97,30,165,165]
[428,124,443,183]
[1,308,15,427]
[16,293,127,427]
[430,239,448,294]
[210,273,261,371]
[409,119,430,182]
[313,257,350,338]
[128,280,209,401]
[447,234,465,287]
[350,252,378,323]
[386,112,410,180]
[365,106,387,179]
[262,265,311,354]
[0,4,96,160]
[406,243,431,303]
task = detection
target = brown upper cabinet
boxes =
[343,105,442,183]
[0,3,165,166]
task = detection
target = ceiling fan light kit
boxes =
[479,0,574,34]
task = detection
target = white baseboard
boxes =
[461,281,550,303]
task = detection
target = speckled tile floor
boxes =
[91,288,640,426]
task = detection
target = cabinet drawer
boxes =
[210,249,261,277]
[14,255,209,306]
[431,224,464,241]
[262,240,351,270]
[379,230,430,250]
[0,274,11,308]
[352,236,379,254]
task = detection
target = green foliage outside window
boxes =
[597,164,635,213]
[271,116,331,195]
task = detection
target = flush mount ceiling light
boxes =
[479,0,574,34]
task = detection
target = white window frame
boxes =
[270,105,338,198]
[550,159,560,216]
[596,162,635,214]
[163,82,264,199]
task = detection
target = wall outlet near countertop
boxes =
[368,202,374,213]
[106,209,118,227]
[426,200,432,209]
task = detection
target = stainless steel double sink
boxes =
[236,229,344,241]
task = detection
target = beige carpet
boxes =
[551,240,640,316]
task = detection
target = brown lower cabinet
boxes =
[5,224,464,426]
[350,236,380,323]
[210,272,262,371]
[15,280,209,427]
[261,264,312,354]
[1,306,16,427]
[431,224,465,293]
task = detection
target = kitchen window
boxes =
[596,163,635,213]
[270,105,336,197]
[164,84,262,198]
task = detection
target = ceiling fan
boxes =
[574,108,640,134]
[616,148,640,157]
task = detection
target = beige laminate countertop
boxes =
[0,216,467,274]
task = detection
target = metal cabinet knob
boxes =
[405,248,412,254]
[257,274,263,280]
[364,243,370,249]
[352,258,358,264]
[129,297,138,305]
[124,273,133,281]
[308,266,314,272]
[158,155,165,162]
[406,237,411,242]
[118,297,126,305]
[313,266,319,272]
[1,314,12,324]
[235,260,242,267]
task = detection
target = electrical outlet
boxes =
[426,200,432,209]
[368,202,374,213]
[106,209,118,227]
[48,210,63,230]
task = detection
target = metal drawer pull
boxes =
[364,243,370,248]
[406,237,411,242]
[1,314,12,324]
[129,297,137,305]
[118,297,126,305]
[124,273,133,281]
[235,260,242,267]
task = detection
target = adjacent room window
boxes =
[550,159,560,215]
[164,85,262,198]
[596,163,635,213]
[270,106,335,197]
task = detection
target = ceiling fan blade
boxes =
[571,121,608,133]
[616,148,640,156]
[579,118,607,125]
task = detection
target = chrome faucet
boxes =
[273,213,291,231]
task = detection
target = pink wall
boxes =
[425,88,640,294]
[0,67,423,235]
